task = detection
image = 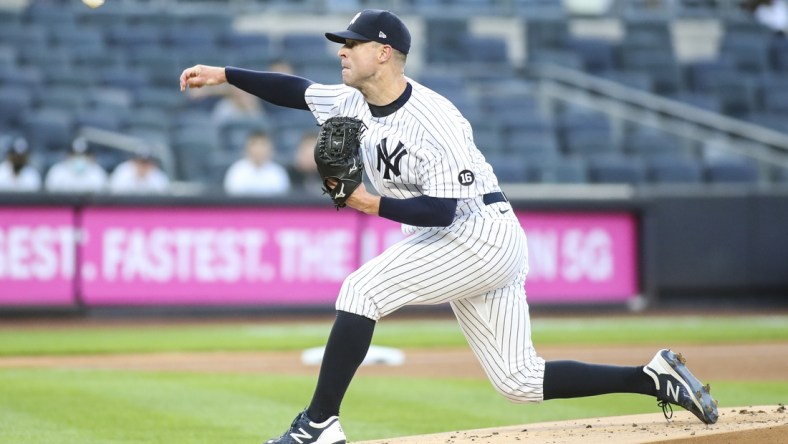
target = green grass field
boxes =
[0,315,786,443]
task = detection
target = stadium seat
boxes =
[568,38,618,73]
[424,17,469,64]
[683,59,736,92]
[704,157,760,183]
[671,92,722,113]
[217,117,271,154]
[108,25,164,52]
[531,156,589,184]
[473,122,504,154]
[123,107,171,131]
[172,138,216,182]
[588,154,647,185]
[0,45,16,68]
[75,109,123,132]
[598,70,655,92]
[464,35,509,64]
[280,34,333,65]
[624,127,686,159]
[772,38,788,71]
[220,31,273,54]
[502,127,560,160]
[523,16,570,56]
[38,86,88,112]
[22,107,75,152]
[646,155,703,184]
[0,86,33,127]
[486,154,529,183]
[528,50,584,70]
[132,87,187,111]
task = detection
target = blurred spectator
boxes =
[211,85,266,127]
[224,131,291,196]
[44,137,108,193]
[109,147,170,194]
[286,131,323,194]
[0,136,42,192]
[743,0,787,35]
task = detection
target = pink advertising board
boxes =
[72,206,637,306]
[518,211,638,302]
[0,208,76,306]
[79,208,361,305]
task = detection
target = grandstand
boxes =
[1,0,787,192]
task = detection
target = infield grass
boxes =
[0,314,786,356]
[0,314,786,442]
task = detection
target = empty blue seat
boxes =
[624,127,685,158]
[599,70,654,92]
[569,38,617,72]
[684,59,736,91]
[531,156,589,184]
[486,154,528,183]
[22,108,75,152]
[503,127,560,159]
[123,108,171,133]
[472,122,504,153]
[38,86,88,112]
[524,16,570,54]
[762,90,788,114]
[704,158,759,183]
[671,92,721,113]
[164,26,218,50]
[772,38,788,71]
[217,116,270,154]
[75,109,123,132]
[133,87,187,110]
[108,25,164,51]
[646,155,703,184]
[588,155,647,185]
[220,31,272,53]
[281,34,332,64]
[464,35,509,64]
[424,17,468,64]
[528,50,583,70]
[0,86,33,127]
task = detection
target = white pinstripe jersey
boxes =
[305,79,501,202]
[309,80,546,400]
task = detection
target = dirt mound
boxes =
[357,405,786,444]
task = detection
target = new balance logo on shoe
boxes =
[666,380,681,403]
[290,428,313,444]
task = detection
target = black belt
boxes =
[482,191,508,205]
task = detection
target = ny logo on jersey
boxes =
[376,138,407,180]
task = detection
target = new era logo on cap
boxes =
[325,9,411,54]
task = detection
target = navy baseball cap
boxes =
[325,9,411,55]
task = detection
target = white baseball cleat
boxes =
[643,348,719,424]
[264,410,346,444]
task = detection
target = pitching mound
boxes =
[358,405,786,444]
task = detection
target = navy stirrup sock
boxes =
[543,360,656,400]
[307,311,375,422]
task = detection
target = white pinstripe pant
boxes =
[337,199,546,402]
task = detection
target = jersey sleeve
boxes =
[417,119,493,199]
[304,83,357,125]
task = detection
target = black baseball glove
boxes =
[314,116,366,209]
